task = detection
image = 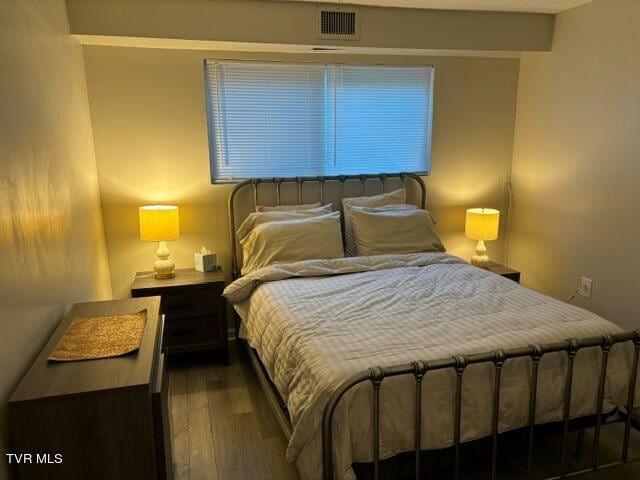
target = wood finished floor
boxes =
[169,342,300,480]
[169,341,640,480]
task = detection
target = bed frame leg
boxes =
[527,345,544,480]
[560,340,580,477]
[453,355,468,480]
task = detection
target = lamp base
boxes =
[153,241,176,279]
[154,270,175,280]
[470,240,490,269]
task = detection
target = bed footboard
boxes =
[322,330,640,480]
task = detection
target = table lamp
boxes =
[139,205,180,279]
[465,208,499,268]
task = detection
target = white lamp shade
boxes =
[139,205,180,242]
[465,208,499,241]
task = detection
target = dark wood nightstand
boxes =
[485,261,521,283]
[131,267,228,362]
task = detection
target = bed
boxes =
[223,174,640,480]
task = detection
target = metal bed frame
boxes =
[228,173,640,480]
[323,332,640,480]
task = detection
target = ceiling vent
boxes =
[316,6,360,40]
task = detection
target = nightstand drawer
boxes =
[131,268,228,362]
[164,316,224,349]
[163,289,220,320]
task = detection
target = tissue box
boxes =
[195,251,217,272]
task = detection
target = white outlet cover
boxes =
[580,277,592,298]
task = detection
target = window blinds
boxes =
[205,60,433,182]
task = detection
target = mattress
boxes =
[224,252,635,480]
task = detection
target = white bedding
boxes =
[223,253,634,480]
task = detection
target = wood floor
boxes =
[168,342,300,480]
[169,341,640,480]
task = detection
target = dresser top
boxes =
[131,267,225,292]
[10,297,161,403]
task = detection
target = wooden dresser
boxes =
[131,268,228,363]
[8,297,172,480]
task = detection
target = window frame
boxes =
[204,59,434,184]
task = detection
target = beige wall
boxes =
[0,1,112,476]
[510,0,640,328]
[83,46,518,298]
[67,0,554,52]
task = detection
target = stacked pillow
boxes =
[237,192,445,275]
[237,204,343,275]
[237,205,333,239]
[342,189,406,256]
[342,189,444,257]
[349,206,444,256]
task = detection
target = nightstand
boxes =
[485,261,521,283]
[131,267,228,363]
[9,297,172,480]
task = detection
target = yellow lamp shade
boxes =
[465,208,500,241]
[139,205,180,242]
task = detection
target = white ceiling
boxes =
[287,0,594,14]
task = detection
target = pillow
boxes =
[256,202,323,212]
[239,211,344,275]
[237,205,333,240]
[359,203,417,212]
[349,207,444,256]
[356,203,438,225]
[342,189,406,256]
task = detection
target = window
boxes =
[204,60,433,182]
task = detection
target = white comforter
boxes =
[224,253,634,480]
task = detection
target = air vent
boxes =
[316,7,360,40]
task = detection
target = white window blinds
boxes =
[205,60,433,182]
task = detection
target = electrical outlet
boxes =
[580,277,593,298]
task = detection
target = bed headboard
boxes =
[228,173,427,278]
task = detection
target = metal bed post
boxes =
[560,339,580,477]
[527,344,544,479]
[413,360,427,480]
[491,350,506,480]
[452,354,468,480]
[319,176,325,204]
[276,177,283,205]
[370,366,385,480]
[592,334,614,469]
[251,178,259,210]
[297,177,303,203]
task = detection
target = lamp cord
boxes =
[136,273,156,279]
[503,179,513,266]
[566,288,580,303]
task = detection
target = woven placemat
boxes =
[48,309,147,362]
